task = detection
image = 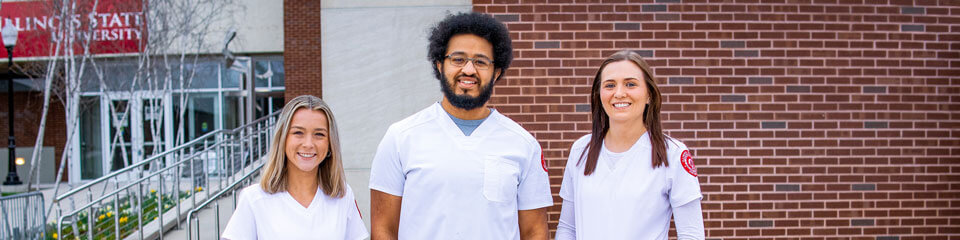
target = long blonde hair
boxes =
[260,95,346,198]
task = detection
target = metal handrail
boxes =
[61,144,230,218]
[185,160,265,240]
[55,111,280,202]
[51,110,279,240]
[54,131,216,203]
[0,191,45,240]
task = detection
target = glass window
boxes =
[141,98,167,157]
[222,66,242,89]
[271,60,284,87]
[254,60,270,88]
[222,94,244,130]
[271,97,284,113]
[82,58,243,92]
[197,63,220,89]
[172,63,219,89]
[108,100,132,171]
[173,93,219,144]
[99,63,138,92]
[80,68,100,92]
[79,96,103,179]
[255,96,267,120]
[255,93,284,120]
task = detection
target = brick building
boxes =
[309,0,958,238]
[471,0,960,239]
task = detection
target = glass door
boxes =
[80,96,104,179]
[101,93,171,175]
[107,99,133,172]
[141,98,167,162]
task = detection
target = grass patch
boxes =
[2,192,25,197]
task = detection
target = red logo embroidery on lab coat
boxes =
[540,153,548,172]
[355,200,363,219]
[680,150,697,177]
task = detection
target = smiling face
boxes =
[284,108,330,175]
[436,34,501,110]
[599,60,651,125]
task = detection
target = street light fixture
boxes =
[222,27,237,67]
[221,28,254,125]
[2,23,22,185]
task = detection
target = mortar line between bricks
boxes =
[509,54,955,59]
[508,51,955,57]
[496,18,954,24]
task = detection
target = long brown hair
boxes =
[260,95,347,198]
[579,50,667,175]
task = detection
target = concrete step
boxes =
[127,163,263,240]
[161,189,240,240]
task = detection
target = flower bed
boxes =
[46,187,202,240]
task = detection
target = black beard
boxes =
[438,72,495,111]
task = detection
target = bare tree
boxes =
[18,0,238,208]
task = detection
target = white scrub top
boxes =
[369,102,553,240]
[559,133,703,240]
[221,184,368,240]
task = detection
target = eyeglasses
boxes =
[445,54,493,70]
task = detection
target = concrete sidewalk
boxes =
[161,189,240,240]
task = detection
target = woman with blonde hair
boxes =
[555,50,704,239]
[222,95,367,240]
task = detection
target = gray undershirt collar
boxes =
[445,111,488,136]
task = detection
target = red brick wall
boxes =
[474,0,960,239]
[0,92,68,181]
[283,0,323,101]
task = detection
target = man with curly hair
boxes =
[369,12,552,240]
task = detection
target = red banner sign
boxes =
[0,0,143,58]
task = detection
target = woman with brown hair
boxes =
[555,50,704,239]
[222,95,367,240]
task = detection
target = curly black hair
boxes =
[428,12,513,82]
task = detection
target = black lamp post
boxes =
[3,23,21,185]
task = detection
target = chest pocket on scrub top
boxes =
[482,156,521,202]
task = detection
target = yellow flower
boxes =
[98,214,105,221]
[196,186,203,192]
[52,233,57,239]
[119,216,128,224]
[106,211,113,218]
[150,189,156,194]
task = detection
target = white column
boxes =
[321,0,471,230]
